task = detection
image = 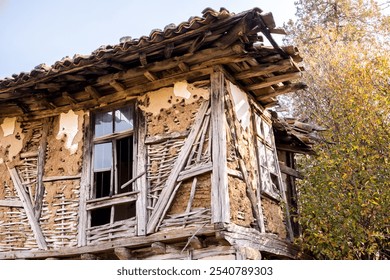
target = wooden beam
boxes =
[42,174,82,182]
[279,164,303,179]
[177,162,212,182]
[189,32,209,53]
[246,72,301,91]
[77,114,91,247]
[146,100,210,234]
[109,80,126,92]
[0,199,23,208]
[143,70,158,82]
[135,108,147,236]
[139,52,147,67]
[85,85,101,99]
[178,62,189,73]
[62,92,77,105]
[8,167,48,250]
[114,247,135,260]
[188,236,203,249]
[234,59,292,80]
[164,42,175,59]
[34,118,50,219]
[256,82,307,101]
[151,242,166,254]
[210,70,230,224]
[0,224,216,259]
[221,223,304,259]
[80,253,97,260]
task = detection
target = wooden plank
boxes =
[42,174,81,182]
[256,82,307,101]
[221,223,304,259]
[77,113,91,247]
[80,253,97,260]
[0,199,23,208]
[151,242,166,254]
[146,100,210,234]
[177,162,212,182]
[279,164,303,179]
[114,247,135,260]
[8,167,48,250]
[135,107,147,236]
[145,131,188,145]
[35,119,49,219]
[86,192,138,211]
[234,59,292,80]
[246,72,301,91]
[210,70,230,224]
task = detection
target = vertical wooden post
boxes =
[136,106,147,236]
[77,113,91,246]
[210,69,230,224]
[34,117,50,219]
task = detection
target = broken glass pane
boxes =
[95,111,113,137]
[114,106,133,133]
[94,142,112,170]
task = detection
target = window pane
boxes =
[266,147,276,173]
[263,121,272,145]
[114,107,133,133]
[255,114,263,138]
[94,142,112,170]
[90,207,111,227]
[257,139,267,166]
[117,136,133,193]
[95,111,113,137]
[114,201,136,222]
[94,170,111,198]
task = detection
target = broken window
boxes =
[88,104,137,228]
[254,112,284,200]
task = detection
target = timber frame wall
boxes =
[0,8,318,259]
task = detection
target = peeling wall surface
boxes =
[0,117,25,161]
[0,110,84,252]
[228,82,251,130]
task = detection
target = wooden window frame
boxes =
[253,110,284,201]
[87,101,139,229]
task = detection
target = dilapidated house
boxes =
[0,8,321,260]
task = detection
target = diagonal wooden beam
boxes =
[8,167,48,250]
[146,100,210,234]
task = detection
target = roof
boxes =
[0,7,305,119]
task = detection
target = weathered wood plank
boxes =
[146,100,210,234]
[42,174,81,182]
[210,70,230,224]
[221,223,304,259]
[86,192,138,211]
[279,164,303,179]
[0,199,23,208]
[177,162,212,182]
[135,107,147,236]
[246,72,301,91]
[77,113,91,247]
[8,167,48,250]
[114,247,135,260]
[234,59,292,80]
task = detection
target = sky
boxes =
[0,0,297,79]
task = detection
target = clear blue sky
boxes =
[0,0,297,79]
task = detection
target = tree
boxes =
[285,0,390,259]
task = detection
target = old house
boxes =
[0,7,320,260]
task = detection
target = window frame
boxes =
[253,110,284,201]
[87,101,139,229]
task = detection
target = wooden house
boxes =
[0,8,320,260]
